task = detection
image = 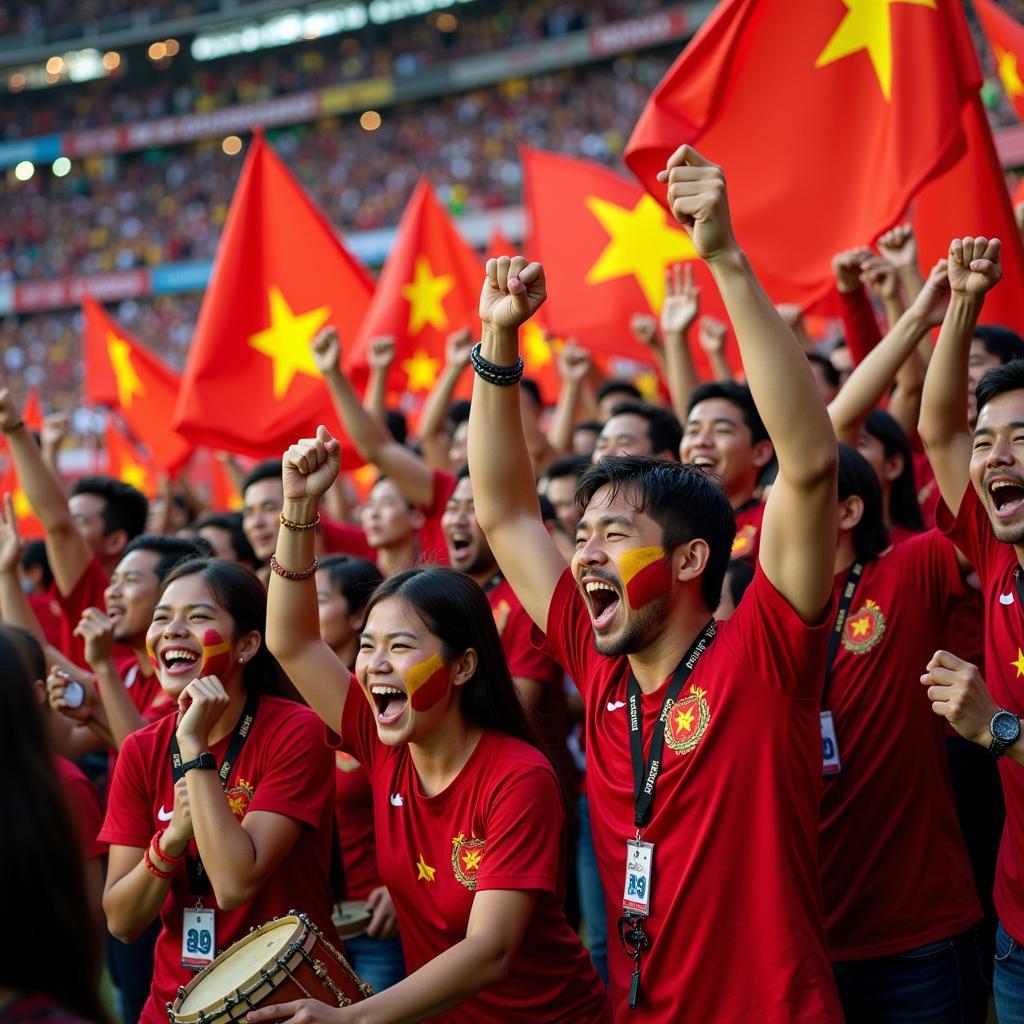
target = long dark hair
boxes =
[838,444,890,563]
[863,409,924,534]
[320,555,384,620]
[0,625,108,1022]
[157,557,296,699]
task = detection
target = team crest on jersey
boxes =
[492,600,511,636]
[842,600,886,654]
[335,751,361,773]
[225,778,254,819]
[664,684,711,755]
[731,524,757,559]
[451,832,486,891]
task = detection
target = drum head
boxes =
[331,901,371,940]
[177,917,303,1017]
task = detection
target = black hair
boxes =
[157,558,295,698]
[597,379,642,406]
[537,493,558,524]
[21,539,53,590]
[576,455,735,610]
[686,381,769,445]
[386,409,408,447]
[241,459,283,496]
[519,377,542,407]
[607,401,683,459]
[70,475,148,541]
[319,555,384,619]
[544,454,592,484]
[123,534,213,582]
[863,410,924,534]
[193,511,258,565]
[837,444,890,562]
[725,558,755,611]
[806,352,841,390]
[974,325,1024,366]
[976,359,1024,416]
[574,419,603,436]
[0,625,109,1023]
[447,399,472,428]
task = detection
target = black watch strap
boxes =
[181,752,218,775]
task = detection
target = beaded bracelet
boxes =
[470,342,525,387]
[279,512,321,532]
[269,553,319,581]
[143,846,176,879]
[151,829,185,866]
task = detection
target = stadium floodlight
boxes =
[14,161,34,182]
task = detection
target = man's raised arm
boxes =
[468,258,567,631]
[661,147,837,620]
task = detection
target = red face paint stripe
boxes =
[406,652,449,712]
[200,628,232,678]
[619,546,670,610]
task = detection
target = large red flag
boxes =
[625,0,977,307]
[82,295,193,473]
[345,179,480,413]
[0,456,43,539]
[22,391,42,432]
[173,133,375,459]
[975,0,1024,121]
[104,420,158,498]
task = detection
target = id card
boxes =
[181,908,215,970]
[622,840,654,917]
[820,710,841,776]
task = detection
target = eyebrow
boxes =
[359,630,420,641]
[152,602,219,613]
[974,421,1024,438]
[575,514,635,537]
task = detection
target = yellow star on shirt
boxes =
[585,194,696,313]
[462,849,482,872]
[997,46,1024,100]
[675,706,695,734]
[107,334,145,410]
[402,255,454,335]
[851,616,871,638]
[1012,648,1024,678]
[401,349,441,392]
[248,286,330,399]
[816,0,936,102]
[415,853,436,883]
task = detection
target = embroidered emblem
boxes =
[451,831,486,891]
[664,683,711,755]
[492,600,511,636]
[842,599,886,654]
[415,854,436,883]
[731,524,757,558]
[225,777,254,819]
[335,751,361,773]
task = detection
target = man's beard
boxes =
[593,594,670,657]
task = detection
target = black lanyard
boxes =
[482,571,504,595]
[628,619,717,831]
[822,561,864,706]
[1015,567,1024,610]
[170,692,259,895]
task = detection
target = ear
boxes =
[100,528,129,560]
[751,439,775,470]
[410,506,426,531]
[346,610,365,636]
[236,629,262,665]
[882,452,905,485]
[673,538,711,586]
[451,648,478,688]
[837,494,864,532]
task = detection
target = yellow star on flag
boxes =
[522,321,554,368]
[402,255,454,335]
[635,371,660,401]
[248,286,330,399]
[586,194,696,313]
[675,706,695,734]
[1012,648,1024,678]
[118,456,149,493]
[997,47,1024,100]
[12,489,31,521]
[816,0,936,102]
[402,349,441,392]
[851,616,871,638]
[107,334,145,410]
[415,853,436,883]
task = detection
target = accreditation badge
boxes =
[820,710,841,776]
[181,906,216,970]
[622,839,654,917]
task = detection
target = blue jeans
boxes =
[832,927,988,1023]
[576,795,608,985]
[995,920,1024,1024]
[344,933,405,994]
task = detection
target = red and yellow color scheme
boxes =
[450,831,486,891]
[21,390,43,433]
[618,545,671,610]
[842,599,886,655]
[225,777,254,819]
[731,524,758,560]
[405,651,450,712]
[335,750,361,774]
[199,627,232,678]
[172,133,374,460]
[975,0,1024,121]
[664,683,712,755]
[105,420,157,498]
[415,853,436,883]
[492,599,511,636]
[0,457,43,539]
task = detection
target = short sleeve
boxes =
[530,568,599,699]
[500,604,561,687]
[99,732,154,848]
[339,676,385,774]
[56,760,107,859]
[896,529,967,617]
[54,556,108,666]
[247,708,334,830]
[937,484,1002,587]
[427,468,457,518]
[475,762,564,894]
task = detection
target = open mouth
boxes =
[691,455,717,469]
[107,604,125,623]
[160,647,199,676]
[989,478,1024,519]
[447,531,472,560]
[583,577,621,631]
[370,683,408,724]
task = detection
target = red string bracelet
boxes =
[151,829,186,866]
[143,846,176,879]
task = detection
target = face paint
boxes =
[199,628,232,678]
[405,651,450,712]
[619,546,671,609]
[146,636,160,671]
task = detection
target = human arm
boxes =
[40,412,70,480]
[629,313,669,383]
[215,452,249,499]
[919,237,1003,513]
[364,336,396,425]
[0,492,50,647]
[878,222,926,307]
[545,340,591,456]
[697,316,734,383]
[660,262,701,420]
[833,247,882,365]
[859,253,905,333]
[364,885,399,941]
[419,330,472,470]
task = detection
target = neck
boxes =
[470,562,500,588]
[131,639,155,675]
[833,534,856,575]
[627,601,712,694]
[333,637,358,671]
[408,710,482,798]
[729,484,756,511]
[207,677,251,746]
[378,537,418,578]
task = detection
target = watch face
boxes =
[993,712,1021,742]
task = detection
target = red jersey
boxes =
[338,687,611,1023]
[54,754,106,860]
[820,533,981,959]
[731,498,764,563]
[99,696,336,1024]
[53,556,132,668]
[913,451,941,529]
[320,515,377,561]
[116,657,176,724]
[29,591,64,648]
[939,485,1024,944]
[333,751,383,901]
[419,467,455,566]
[533,566,842,1023]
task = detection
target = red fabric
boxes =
[54,754,106,860]
[171,133,373,461]
[731,499,764,563]
[338,689,610,1023]
[938,485,1024,943]
[319,515,377,561]
[116,656,175,724]
[28,591,64,648]
[625,0,980,308]
[333,751,382,901]
[976,0,1024,121]
[104,420,158,498]
[532,566,841,1022]
[53,557,112,668]
[99,697,336,1024]
[418,467,456,565]
[0,456,44,539]
[837,288,882,367]
[820,534,980,959]
[913,451,941,530]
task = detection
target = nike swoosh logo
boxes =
[607,701,627,712]
[1001,593,1016,605]
[390,794,404,807]
[157,806,173,822]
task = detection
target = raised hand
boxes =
[832,246,874,294]
[698,316,728,355]
[0,492,24,576]
[908,258,950,329]
[310,326,341,376]
[41,412,69,450]
[479,256,547,329]
[859,254,900,302]
[74,607,116,668]
[368,336,397,372]
[282,424,341,501]
[877,223,919,272]
[557,339,591,383]
[444,329,474,369]
[659,148,736,263]
[661,263,701,338]
[0,389,23,433]
[629,314,660,350]
[947,237,1002,297]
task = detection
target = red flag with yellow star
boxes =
[0,455,43,539]
[22,391,42,433]
[82,295,193,474]
[173,133,375,458]
[625,0,977,307]
[975,0,1024,121]
[345,178,480,411]
[104,420,158,498]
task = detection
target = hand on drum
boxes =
[365,886,398,940]
[247,998,354,1024]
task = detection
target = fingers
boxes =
[315,424,339,455]
[925,649,970,673]
[658,144,712,179]
[246,1001,306,1023]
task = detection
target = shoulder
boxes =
[479,733,556,787]
[257,697,333,751]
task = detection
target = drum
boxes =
[331,901,372,940]
[168,913,374,1024]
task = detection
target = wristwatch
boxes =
[988,710,1021,759]
[181,753,218,775]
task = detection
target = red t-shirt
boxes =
[731,499,764,563]
[116,656,176,724]
[29,591,64,649]
[54,754,106,860]
[533,566,843,1023]
[338,687,610,1023]
[820,533,981,959]
[99,696,336,1024]
[333,751,383,901]
[913,451,941,530]
[419,467,455,566]
[320,515,377,561]
[939,484,1024,944]
[53,556,132,669]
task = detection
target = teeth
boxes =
[370,685,404,696]
[992,481,1019,490]
[164,650,197,663]
[585,582,617,594]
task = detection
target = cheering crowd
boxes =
[7,140,1024,1024]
